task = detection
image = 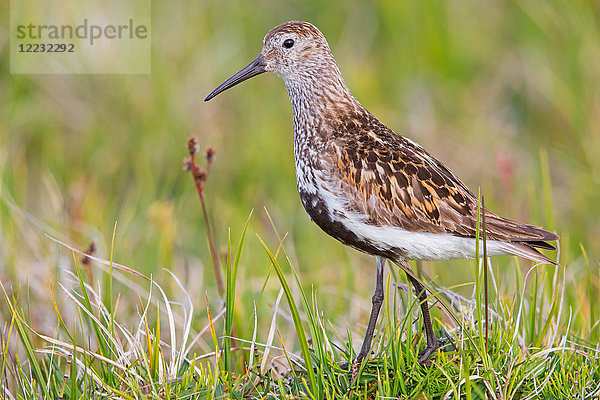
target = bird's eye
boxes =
[283,39,294,48]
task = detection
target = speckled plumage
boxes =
[254,21,558,265]
[205,20,559,364]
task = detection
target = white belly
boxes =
[316,183,509,261]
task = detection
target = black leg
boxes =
[401,261,438,364]
[355,256,385,364]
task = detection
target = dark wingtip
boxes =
[512,229,559,250]
[526,240,557,250]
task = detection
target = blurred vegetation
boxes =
[0,0,599,395]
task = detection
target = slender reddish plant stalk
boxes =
[185,137,224,296]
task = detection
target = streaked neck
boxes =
[283,67,356,122]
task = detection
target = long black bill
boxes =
[204,54,266,101]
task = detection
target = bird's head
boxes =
[205,21,338,101]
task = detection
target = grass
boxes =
[1,209,598,398]
[1,0,600,398]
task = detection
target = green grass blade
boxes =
[71,253,111,360]
[0,281,51,399]
[224,209,253,375]
[580,243,598,343]
[262,209,325,365]
[224,228,232,375]
[256,234,316,398]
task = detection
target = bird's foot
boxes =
[417,341,439,366]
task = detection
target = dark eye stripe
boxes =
[283,39,294,48]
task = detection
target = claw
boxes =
[417,340,439,365]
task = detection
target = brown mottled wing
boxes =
[330,125,558,249]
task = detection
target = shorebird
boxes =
[204,21,558,365]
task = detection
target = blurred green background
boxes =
[1,0,599,344]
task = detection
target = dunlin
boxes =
[205,21,558,365]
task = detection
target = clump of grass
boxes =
[0,236,210,399]
[2,230,599,398]
[253,226,600,398]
